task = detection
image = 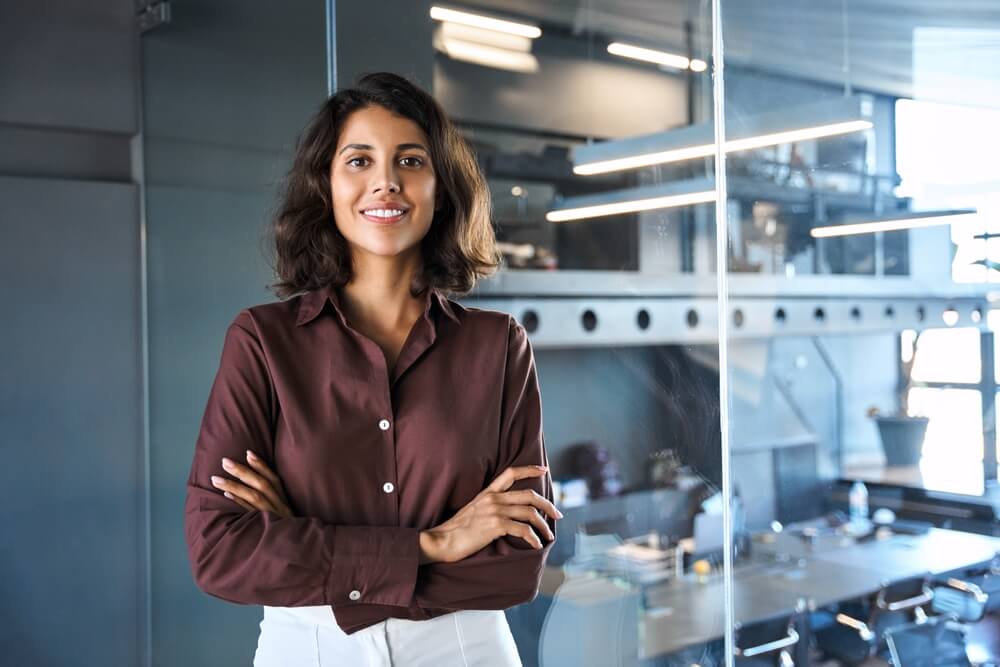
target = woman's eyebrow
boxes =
[338,142,430,156]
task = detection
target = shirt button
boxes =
[378,419,390,431]
[383,482,395,493]
[349,590,361,601]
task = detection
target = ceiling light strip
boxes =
[607,42,692,70]
[429,6,541,39]
[574,96,874,175]
[546,179,716,222]
[810,210,978,238]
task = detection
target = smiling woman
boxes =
[268,71,501,298]
[183,71,558,667]
[331,105,439,261]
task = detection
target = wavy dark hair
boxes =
[266,72,501,299]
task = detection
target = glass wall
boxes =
[429,3,727,665]
[141,1,327,664]
[721,1,1000,665]
[142,0,1000,665]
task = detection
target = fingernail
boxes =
[246,450,257,461]
[535,465,548,471]
[222,458,233,469]
[211,476,223,485]
[224,492,233,499]
[556,510,565,519]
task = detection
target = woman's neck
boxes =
[339,252,425,333]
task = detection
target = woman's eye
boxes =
[347,157,369,168]
[400,156,424,167]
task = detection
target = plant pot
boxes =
[875,416,929,466]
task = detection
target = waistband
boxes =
[262,604,340,629]
[261,605,504,631]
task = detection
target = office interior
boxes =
[4,0,1000,665]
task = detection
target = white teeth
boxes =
[363,208,405,218]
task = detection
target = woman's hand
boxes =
[210,450,294,518]
[419,465,563,565]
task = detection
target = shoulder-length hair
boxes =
[267,71,501,299]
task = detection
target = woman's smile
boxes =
[360,207,409,225]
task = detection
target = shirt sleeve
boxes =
[412,316,556,610]
[183,310,421,608]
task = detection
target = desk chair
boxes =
[929,572,1000,666]
[735,617,801,666]
[883,615,971,667]
[933,572,1000,623]
[816,574,934,664]
[964,613,1000,666]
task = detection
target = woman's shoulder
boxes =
[441,296,530,347]
[441,295,520,330]
[226,294,304,335]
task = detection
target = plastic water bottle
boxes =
[849,480,869,522]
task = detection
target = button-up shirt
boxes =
[184,283,555,635]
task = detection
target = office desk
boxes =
[623,528,999,659]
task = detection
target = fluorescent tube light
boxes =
[430,6,541,39]
[574,96,874,175]
[810,209,978,238]
[546,179,715,222]
[438,21,533,52]
[436,37,539,73]
[607,42,692,70]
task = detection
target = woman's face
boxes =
[330,105,439,264]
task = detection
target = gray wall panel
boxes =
[140,1,326,664]
[0,2,137,133]
[0,175,141,666]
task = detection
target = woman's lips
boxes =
[361,210,408,224]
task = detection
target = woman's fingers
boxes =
[504,518,543,549]
[495,488,562,521]
[219,456,285,511]
[486,465,549,493]
[223,490,256,512]
[211,475,275,513]
[500,505,554,542]
[245,450,289,503]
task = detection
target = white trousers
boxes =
[253,604,523,667]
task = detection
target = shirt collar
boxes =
[295,283,459,327]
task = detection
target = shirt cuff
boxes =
[325,525,420,608]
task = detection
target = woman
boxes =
[183,71,560,667]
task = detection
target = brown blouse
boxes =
[183,283,555,635]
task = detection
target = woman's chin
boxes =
[350,239,423,260]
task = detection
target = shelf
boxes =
[461,293,989,347]
[473,269,994,300]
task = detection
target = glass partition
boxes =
[143,0,732,664]
[434,4,729,665]
[140,1,328,664]
[140,0,1000,664]
[721,1,1000,665]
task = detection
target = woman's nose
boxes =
[373,181,400,193]
[371,165,400,193]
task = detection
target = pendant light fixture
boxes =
[573,96,874,175]
[810,209,978,238]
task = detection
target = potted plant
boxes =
[866,332,930,466]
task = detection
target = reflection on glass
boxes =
[435,2,726,666]
[723,1,1000,665]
